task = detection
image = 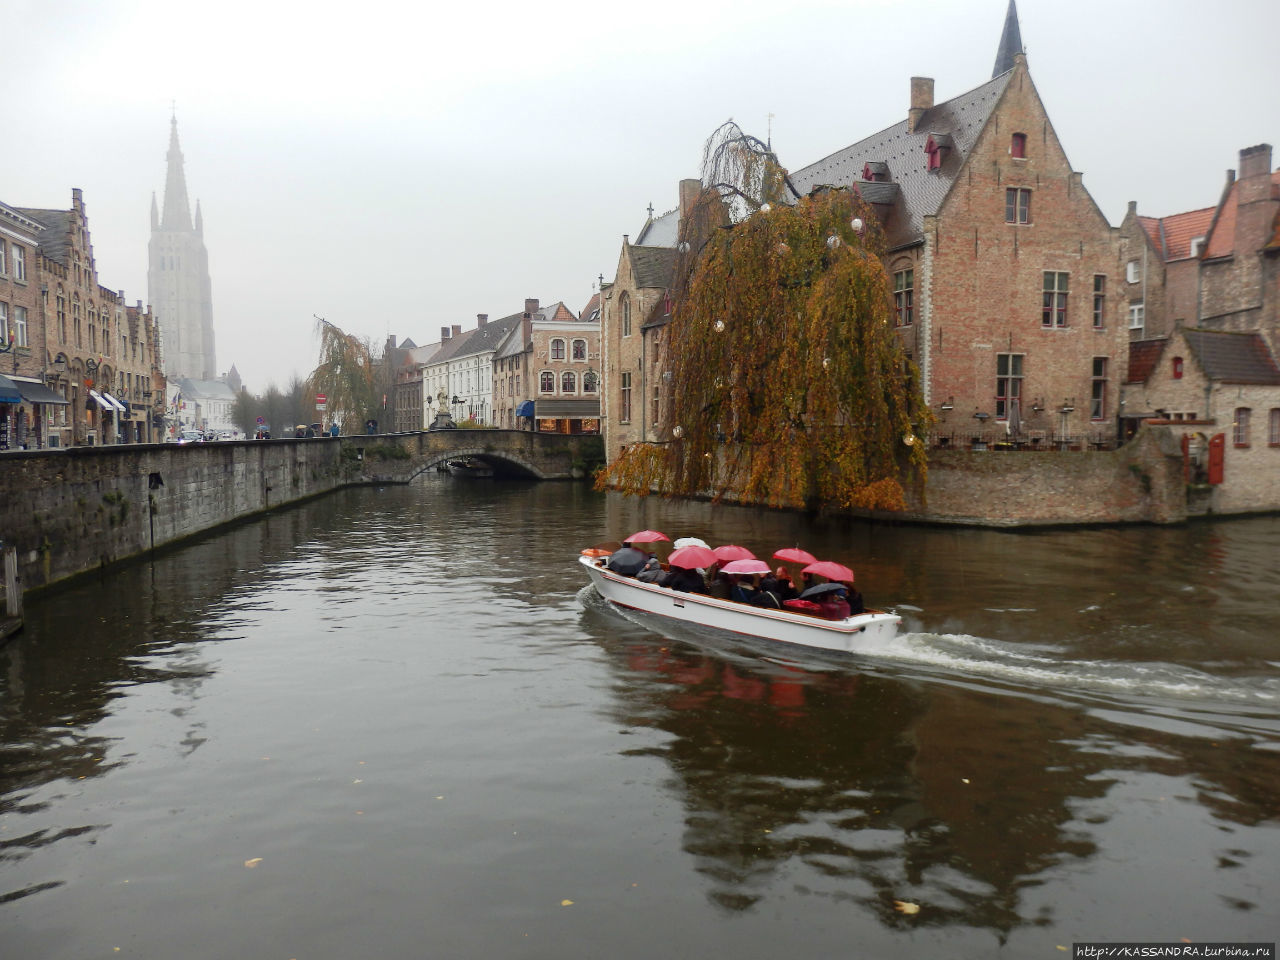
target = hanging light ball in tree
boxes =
[759,203,772,213]
[677,241,690,253]
[713,319,726,333]
[826,234,842,249]
[851,217,864,233]
[672,425,684,439]
[822,357,832,370]
[775,241,790,256]
[903,433,917,446]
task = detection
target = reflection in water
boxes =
[1,482,1277,955]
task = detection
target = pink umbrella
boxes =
[720,558,772,575]
[713,544,755,562]
[773,547,817,564]
[625,530,670,544]
[668,544,717,569]
[802,560,855,582]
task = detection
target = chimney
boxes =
[1239,144,1272,182]
[679,178,701,222]
[524,298,539,318]
[477,313,488,326]
[908,77,934,133]
[441,326,451,340]
[452,324,462,338]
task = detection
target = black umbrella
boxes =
[605,546,649,576]
[800,582,848,600]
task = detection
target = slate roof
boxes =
[1138,207,1215,261]
[1127,338,1167,384]
[788,69,1014,244]
[580,293,601,322]
[13,206,73,265]
[450,311,524,361]
[1183,328,1280,384]
[642,293,672,330]
[635,207,679,247]
[629,245,678,290]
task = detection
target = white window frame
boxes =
[14,305,27,347]
[1128,302,1145,331]
[1126,260,1140,284]
[12,244,25,281]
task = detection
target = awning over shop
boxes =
[0,374,22,404]
[102,391,128,412]
[11,377,70,405]
[88,389,114,411]
[534,398,601,418]
[516,400,535,417]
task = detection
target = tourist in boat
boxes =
[817,589,852,621]
[669,565,709,594]
[760,567,798,602]
[844,582,865,615]
[729,576,758,604]
[636,557,663,583]
[607,542,648,576]
[707,569,733,599]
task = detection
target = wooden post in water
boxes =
[3,545,21,619]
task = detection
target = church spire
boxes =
[161,112,193,231]
[992,0,1024,78]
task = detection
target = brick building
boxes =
[1120,143,1280,514]
[4,189,162,447]
[493,298,599,432]
[600,182,693,459]
[788,6,1126,448]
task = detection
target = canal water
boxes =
[2,477,1278,958]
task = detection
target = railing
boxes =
[929,429,1119,451]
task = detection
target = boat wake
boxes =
[579,587,1280,737]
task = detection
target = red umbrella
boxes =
[773,547,817,564]
[720,558,772,575]
[668,544,717,569]
[713,544,755,562]
[802,560,855,583]
[625,530,670,544]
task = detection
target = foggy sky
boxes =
[2,0,1276,393]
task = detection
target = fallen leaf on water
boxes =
[244,858,263,869]
[893,900,920,915]
[352,779,363,784]
[961,778,970,784]
[1056,946,1068,952]
[561,899,574,907]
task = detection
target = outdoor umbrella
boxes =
[802,560,855,582]
[606,546,649,576]
[720,558,772,575]
[674,536,710,549]
[668,544,717,569]
[773,547,817,564]
[625,530,670,544]
[800,582,849,600]
[713,545,755,562]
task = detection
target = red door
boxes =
[1208,433,1225,485]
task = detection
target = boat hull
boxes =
[580,555,899,654]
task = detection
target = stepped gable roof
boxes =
[1183,328,1280,384]
[1127,338,1167,384]
[629,244,678,290]
[789,70,1014,243]
[14,206,74,265]
[1138,207,1215,261]
[635,207,679,247]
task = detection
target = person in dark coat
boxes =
[817,590,852,621]
[669,566,708,594]
[636,557,663,583]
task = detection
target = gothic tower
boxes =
[148,114,216,380]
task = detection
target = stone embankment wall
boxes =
[0,439,358,594]
[0,431,603,596]
[906,425,1187,526]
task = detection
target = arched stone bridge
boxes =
[341,429,605,483]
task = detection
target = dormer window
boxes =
[861,161,890,182]
[1010,133,1027,159]
[1189,237,1206,257]
[924,133,952,172]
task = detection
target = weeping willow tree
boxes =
[308,316,377,434]
[597,121,931,511]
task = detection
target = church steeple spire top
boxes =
[992,0,1024,78]
[161,112,193,231]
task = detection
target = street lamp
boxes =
[0,332,18,373]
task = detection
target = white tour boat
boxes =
[579,554,900,655]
